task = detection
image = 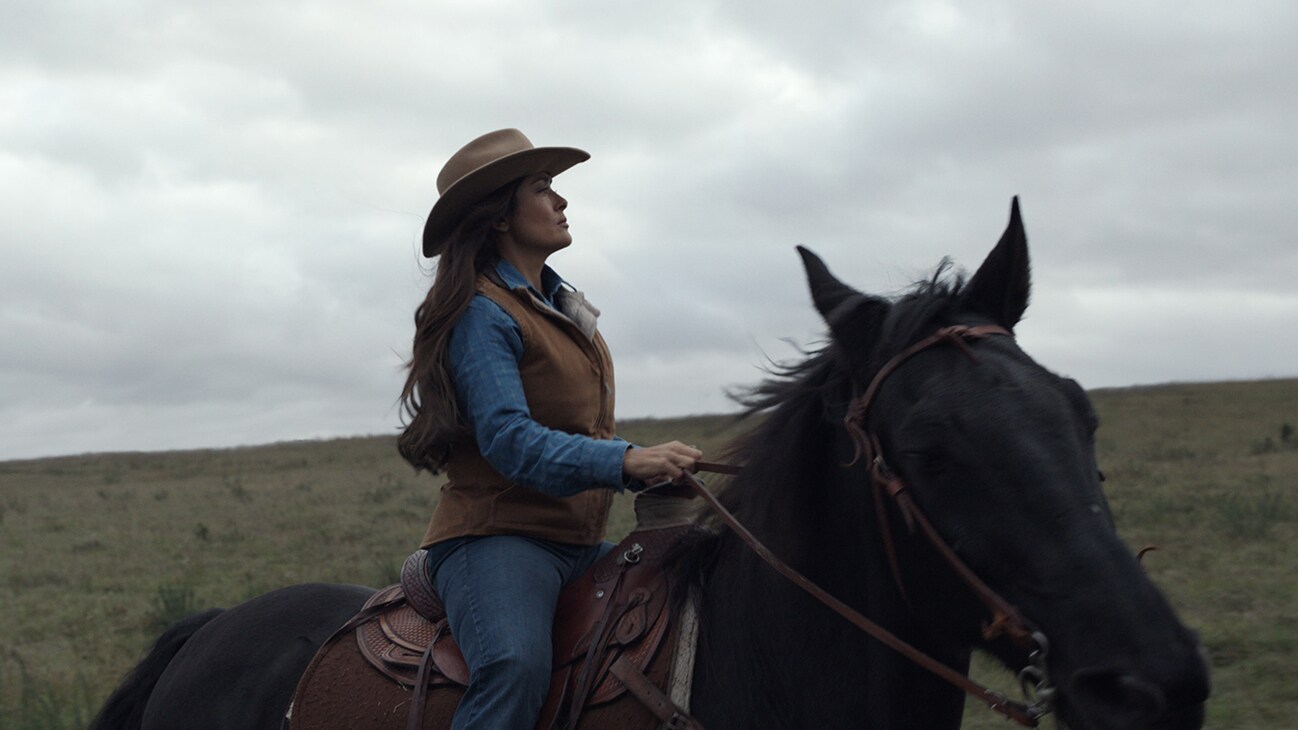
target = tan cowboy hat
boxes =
[422,128,590,257]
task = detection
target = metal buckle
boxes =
[621,542,644,565]
[1017,631,1056,719]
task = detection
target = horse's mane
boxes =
[663,264,974,718]
[671,263,970,581]
[730,262,968,479]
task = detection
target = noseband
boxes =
[688,324,1056,726]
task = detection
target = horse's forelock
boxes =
[874,265,970,364]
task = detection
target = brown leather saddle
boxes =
[351,523,696,728]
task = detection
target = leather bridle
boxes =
[685,324,1056,726]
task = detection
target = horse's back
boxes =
[142,583,373,730]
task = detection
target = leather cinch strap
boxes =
[609,655,702,729]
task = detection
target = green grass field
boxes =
[2,379,1295,728]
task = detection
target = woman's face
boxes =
[500,172,571,255]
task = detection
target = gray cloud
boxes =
[3,0,1296,460]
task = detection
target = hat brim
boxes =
[422,146,590,258]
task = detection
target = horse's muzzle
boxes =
[1064,646,1209,730]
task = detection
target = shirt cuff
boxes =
[588,439,634,491]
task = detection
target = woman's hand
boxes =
[622,441,703,486]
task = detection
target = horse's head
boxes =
[800,200,1209,730]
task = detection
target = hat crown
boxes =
[437,128,536,194]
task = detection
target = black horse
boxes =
[91,200,1208,729]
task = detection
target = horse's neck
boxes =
[688,484,970,728]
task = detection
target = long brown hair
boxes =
[398,179,521,472]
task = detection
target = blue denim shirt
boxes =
[446,259,631,497]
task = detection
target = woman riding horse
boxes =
[88,195,1210,730]
[396,128,701,729]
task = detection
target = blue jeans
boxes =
[426,536,613,730]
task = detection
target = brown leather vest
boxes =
[419,274,617,548]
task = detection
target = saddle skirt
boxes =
[351,522,697,725]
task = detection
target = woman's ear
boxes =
[493,219,510,232]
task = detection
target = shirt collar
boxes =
[493,259,568,305]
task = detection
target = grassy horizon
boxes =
[2,379,1296,728]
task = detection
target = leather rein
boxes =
[683,324,1055,726]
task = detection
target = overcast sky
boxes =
[2,1,1295,461]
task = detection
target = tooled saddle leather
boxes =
[353,522,696,728]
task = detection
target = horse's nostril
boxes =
[1070,668,1168,726]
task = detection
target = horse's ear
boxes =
[965,197,1031,329]
[798,246,859,318]
[798,246,889,358]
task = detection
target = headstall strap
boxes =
[692,322,1056,726]
[848,324,1039,648]
[844,324,1013,466]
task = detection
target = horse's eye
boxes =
[901,450,947,478]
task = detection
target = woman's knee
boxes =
[478,644,552,691]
